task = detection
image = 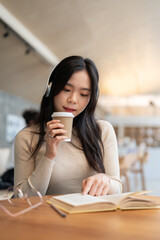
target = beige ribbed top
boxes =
[14,120,122,197]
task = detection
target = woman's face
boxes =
[53,70,91,117]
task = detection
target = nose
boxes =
[67,93,78,104]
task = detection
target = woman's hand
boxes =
[82,173,110,196]
[44,119,68,160]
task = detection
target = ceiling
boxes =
[1,0,160,103]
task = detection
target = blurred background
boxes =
[0,0,160,195]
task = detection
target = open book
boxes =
[47,191,160,214]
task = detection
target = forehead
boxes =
[67,70,91,89]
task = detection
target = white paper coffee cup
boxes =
[51,112,74,142]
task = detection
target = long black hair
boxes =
[32,56,105,173]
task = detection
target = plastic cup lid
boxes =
[51,112,74,118]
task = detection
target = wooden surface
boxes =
[0,195,160,240]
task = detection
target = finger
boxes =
[49,129,67,137]
[88,183,99,196]
[45,130,67,141]
[47,123,65,133]
[46,119,60,126]
[54,135,68,144]
[101,185,109,196]
[82,179,93,195]
[94,184,105,196]
[46,120,61,131]
[82,179,86,192]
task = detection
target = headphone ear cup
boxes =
[44,82,52,97]
[96,89,99,101]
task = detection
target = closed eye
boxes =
[63,88,70,92]
[80,94,89,97]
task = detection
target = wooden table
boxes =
[0,195,160,240]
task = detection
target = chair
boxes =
[120,150,148,192]
[120,152,137,192]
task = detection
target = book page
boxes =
[120,195,160,208]
[100,191,152,206]
[52,191,151,208]
[53,193,107,206]
[99,192,132,205]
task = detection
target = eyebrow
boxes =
[66,83,91,91]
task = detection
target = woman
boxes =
[14,56,122,197]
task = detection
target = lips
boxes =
[63,106,76,112]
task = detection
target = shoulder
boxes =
[96,119,116,142]
[15,124,39,145]
[97,119,114,132]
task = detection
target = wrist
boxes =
[44,153,55,160]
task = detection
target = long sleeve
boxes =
[98,120,122,194]
[14,122,122,197]
[14,127,55,197]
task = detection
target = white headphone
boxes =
[44,81,52,97]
